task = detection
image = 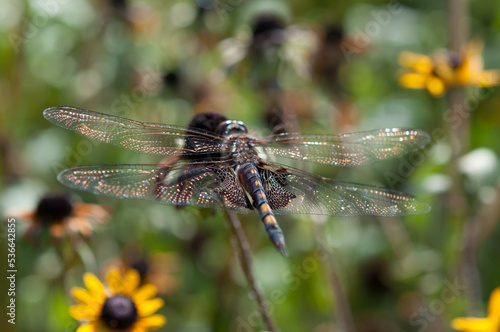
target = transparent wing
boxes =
[43,106,228,157]
[255,128,430,167]
[258,163,430,217]
[57,163,252,213]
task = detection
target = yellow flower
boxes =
[451,287,500,332]
[14,192,111,244]
[398,39,500,97]
[69,268,166,332]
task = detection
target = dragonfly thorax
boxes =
[217,121,258,164]
[221,136,259,165]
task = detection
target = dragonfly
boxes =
[43,106,431,256]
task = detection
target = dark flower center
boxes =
[325,25,344,44]
[252,15,284,39]
[162,71,180,89]
[35,194,74,223]
[131,258,149,280]
[251,15,285,51]
[101,295,138,330]
[111,0,127,11]
[447,52,462,69]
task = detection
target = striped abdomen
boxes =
[237,163,288,256]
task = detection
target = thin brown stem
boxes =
[446,0,470,215]
[446,89,469,220]
[225,211,279,332]
[313,224,356,332]
[378,217,414,261]
[460,181,500,314]
[448,0,469,52]
[447,0,481,314]
[447,0,470,170]
[469,181,500,247]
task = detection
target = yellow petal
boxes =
[426,77,446,97]
[463,39,484,71]
[69,304,100,321]
[76,321,102,332]
[71,287,93,305]
[398,51,434,74]
[137,314,167,329]
[72,216,93,237]
[17,210,35,222]
[488,287,500,319]
[464,39,484,59]
[476,70,500,87]
[137,298,164,317]
[75,203,111,223]
[121,269,141,295]
[106,267,123,294]
[83,273,105,301]
[131,326,146,332]
[50,223,66,240]
[399,72,428,89]
[133,284,158,303]
[451,317,493,331]
[455,64,480,85]
[456,39,485,85]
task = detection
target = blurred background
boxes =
[1,0,500,331]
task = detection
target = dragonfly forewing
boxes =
[255,128,430,167]
[43,106,229,158]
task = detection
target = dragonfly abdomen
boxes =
[237,163,288,256]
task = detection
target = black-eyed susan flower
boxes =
[219,13,317,80]
[398,51,449,97]
[15,193,110,243]
[70,268,166,332]
[451,287,500,331]
[398,39,500,97]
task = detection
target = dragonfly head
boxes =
[216,120,248,136]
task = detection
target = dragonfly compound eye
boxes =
[216,120,249,136]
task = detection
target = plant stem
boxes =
[446,0,470,215]
[447,0,481,314]
[378,217,414,261]
[468,181,500,247]
[460,181,500,315]
[225,211,279,332]
[313,224,356,332]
